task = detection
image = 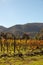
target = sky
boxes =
[0,0,43,27]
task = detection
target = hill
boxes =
[0,23,43,36]
[0,26,7,33]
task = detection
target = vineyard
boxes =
[0,32,43,65]
[0,39,43,56]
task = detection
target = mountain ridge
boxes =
[0,23,43,36]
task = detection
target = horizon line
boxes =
[0,22,43,28]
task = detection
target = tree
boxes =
[13,35,16,53]
[22,33,30,44]
[22,33,30,39]
[0,39,3,52]
[35,29,43,40]
[4,33,14,39]
[0,33,5,52]
[35,32,40,40]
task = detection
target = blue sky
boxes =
[0,0,43,27]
